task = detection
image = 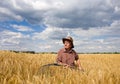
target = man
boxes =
[56,36,84,71]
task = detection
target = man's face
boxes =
[64,40,72,49]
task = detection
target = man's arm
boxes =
[57,62,69,66]
[74,50,84,71]
[76,59,84,71]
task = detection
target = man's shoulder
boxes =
[71,49,77,54]
[58,48,64,52]
[57,48,64,54]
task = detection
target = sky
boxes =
[0,0,120,52]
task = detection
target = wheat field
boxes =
[0,50,120,84]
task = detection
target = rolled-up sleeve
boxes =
[74,51,79,60]
[75,54,79,60]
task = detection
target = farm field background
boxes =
[0,50,120,84]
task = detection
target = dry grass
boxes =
[0,50,120,84]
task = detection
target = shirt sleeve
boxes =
[75,54,79,60]
[73,50,79,60]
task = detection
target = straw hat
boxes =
[62,36,74,48]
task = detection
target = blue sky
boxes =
[0,0,120,52]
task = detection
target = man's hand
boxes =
[63,64,70,68]
[58,62,69,67]
[78,67,84,72]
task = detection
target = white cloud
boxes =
[1,30,27,38]
[0,30,30,50]
[38,44,51,49]
[0,7,23,21]
[32,27,67,40]
[11,24,34,32]
[0,0,120,52]
[1,0,120,28]
[31,0,64,10]
[31,22,120,52]
[75,37,120,52]
[115,6,120,13]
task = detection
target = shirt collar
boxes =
[63,48,73,53]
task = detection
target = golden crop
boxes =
[0,50,120,84]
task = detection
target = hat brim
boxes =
[62,38,74,48]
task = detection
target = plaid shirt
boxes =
[56,48,79,66]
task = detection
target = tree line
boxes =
[9,50,120,54]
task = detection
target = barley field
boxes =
[0,50,120,84]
